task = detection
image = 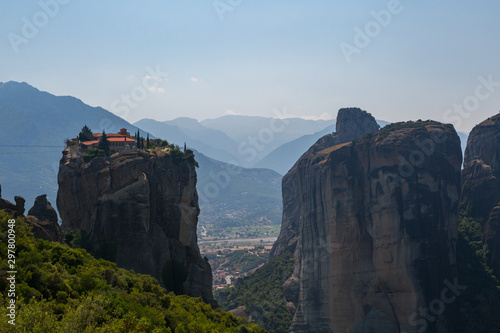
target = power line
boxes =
[0,145,64,148]
[0,151,62,155]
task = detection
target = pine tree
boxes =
[78,125,94,142]
[184,142,186,152]
[147,133,150,149]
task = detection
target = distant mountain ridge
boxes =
[0,81,150,206]
[0,81,282,231]
[137,115,342,170]
[201,115,336,144]
[194,149,282,230]
[200,115,337,167]
[134,118,238,164]
[0,81,470,233]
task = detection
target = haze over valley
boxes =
[1,1,499,332]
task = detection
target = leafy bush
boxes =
[169,148,185,165]
[83,148,105,163]
[186,153,199,168]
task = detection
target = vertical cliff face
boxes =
[270,108,380,259]
[270,108,380,310]
[279,119,462,332]
[461,113,500,277]
[57,149,213,303]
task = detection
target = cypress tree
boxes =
[98,130,110,156]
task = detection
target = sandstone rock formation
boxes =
[270,108,380,259]
[461,112,500,277]
[57,148,213,304]
[25,194,64,243]
[270,108,380,313]
[274,118,462,332]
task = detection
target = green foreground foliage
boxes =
[0,211,265,333]
[217,252,294,333]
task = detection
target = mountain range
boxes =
[0,81,146,208]
[0,81,470,230]
[134,116,340,171]
[136,117,469,176]
[0,82,282,228]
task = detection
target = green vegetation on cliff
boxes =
[217,252,294,333]
[0,210,265,332]
[452,213,500,332]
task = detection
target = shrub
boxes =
[83,148,105,163]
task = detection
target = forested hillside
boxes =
[217,252,294,333]
[0,211,265,332]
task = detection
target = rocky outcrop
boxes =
[14,196,25,215]
[335,107,381,142]
[0,185,25,217]
[0,186,65,243]
[270,108,380,318]
[461,112,500,277]
[270,108,380,259]
[277,119,462,332]
[57,148,213,304]
[25,194,64,243]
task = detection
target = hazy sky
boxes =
[1,1,499,132]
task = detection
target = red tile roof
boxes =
[77,129,135,145]
[81,138,135,145]
[108,137,135,142]
[81,140,99,146]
